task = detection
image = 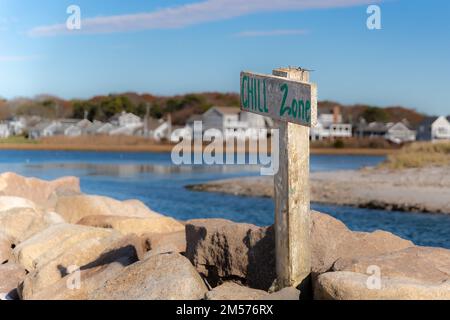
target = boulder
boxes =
[142,230,186,253]
[315,271,450,300]
[19,234,143,299]
[314,246,450,300]
[0,172,80,210]
[185,212,414,293]
[0,196,37,212]
[259,287,300,300]
[13,223,114,271]
[91,252,208,300]
[311,211,414,275]
[185,218,275,290]
[18,228,144,298]
[333,246,450,285]
[0,263,27,298]
[0,232,13,264]
[55,194,162,223]
[205,282,269,300]
[24,262,125,300]
[77,215,184,236]
[0,207,60,243]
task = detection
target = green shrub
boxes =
[333,139,345,149]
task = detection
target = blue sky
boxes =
[0,0,449,115]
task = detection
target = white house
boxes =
[202,107,244,130]
[239,112,267,129]
[0,123,11,138]
[41,121,62,137]
[85,120,106,135]
[117,111,142,127]
[170,126,192,142]
[109,123,143,136]
[311,111,352,140]
[8,117,27,136]
[329,123,352,138]
[64,125,82,137]
[96,123,115,135]
[417,116,450,141]
[385,122,416,144]
[201,106,269,140]
[107,111,143,136]
[28,121,51,139]
[64,119,92,137]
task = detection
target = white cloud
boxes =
[29,0,381,37]
[235,29,308,37]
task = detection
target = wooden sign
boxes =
[240,71,317,127]
[239,67,314,294]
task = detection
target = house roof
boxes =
[418,116,439,128]
[29,121,52,132]
[210,106,241,115]
[145,117,165,131]
[59,119,80,125]
[386,121,413,132]
[76,119,92,128]
[85,121,105,133]
[359,121,388,133]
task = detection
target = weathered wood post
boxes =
[240,67,317,294]
[272,67,312,291]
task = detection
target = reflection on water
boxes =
[25,162,261,177]
[0,150,449,249]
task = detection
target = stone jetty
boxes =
[0,172,449,300]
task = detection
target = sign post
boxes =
[240,67,317,292]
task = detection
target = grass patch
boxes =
[311,137,396,149]
[380,141,450,169]
[0,136,37,144]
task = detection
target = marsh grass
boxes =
[380,141,450,169]
[0,136,37,144]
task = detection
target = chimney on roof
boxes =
[333,105,340,124]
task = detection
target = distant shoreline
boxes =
[0,142,394,155]
[187,166,450,215]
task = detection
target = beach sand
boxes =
[187,166,450,214]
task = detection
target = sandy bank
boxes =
[187,166,450,214]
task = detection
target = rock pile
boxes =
[0,172,449,300]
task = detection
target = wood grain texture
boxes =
[273,67,312,290]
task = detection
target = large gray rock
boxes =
[186,218,275,290]
[91,252,208,300]
[205,282,269,300]
[0,172,80,210]
[315,271,450,300]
